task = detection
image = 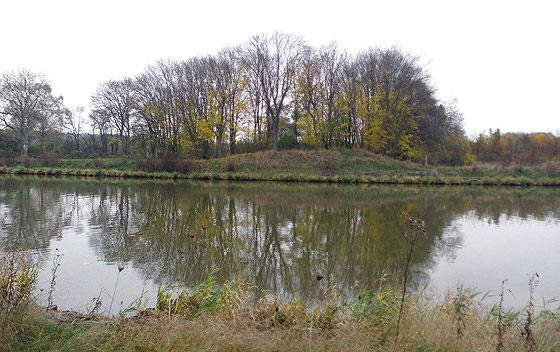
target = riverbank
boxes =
[1,149,560,186]
[3,275,560,352]
[6,303,560,352]
[1,252,558,352]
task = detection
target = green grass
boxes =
[56,158,136,171]
[3,149,560,186]
[193,148,424,176]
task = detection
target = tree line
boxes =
[0,33,557,165]
[470,129,560,165]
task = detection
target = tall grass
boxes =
[46,249,62,310]
[496,279,509,352]
[1,251,37,346]
[523,273,539,352]
[395,215,425,339]
[1,259,560,351]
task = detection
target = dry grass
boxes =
[0,251,37,348]
[2,251,560,351]
[4,272,560,351]
[17,296,559,352]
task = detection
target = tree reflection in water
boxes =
[1,176,559,303]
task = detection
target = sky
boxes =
[1,0,558,136]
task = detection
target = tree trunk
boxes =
[22,129,30,157]
[272,114,279,152]
[217,134,223,158]
[229,125,236,155]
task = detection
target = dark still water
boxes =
[1,176,559,315]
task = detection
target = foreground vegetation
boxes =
[2,252,560,352]
[1,148,560,186]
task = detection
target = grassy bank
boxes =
[2,149,560,186]
[2,253,560,351]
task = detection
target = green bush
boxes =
[69,150,84,159]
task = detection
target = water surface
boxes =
[1,176,559,314]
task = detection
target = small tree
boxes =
[64,106,85,151]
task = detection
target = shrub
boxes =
[0,153,17,167]
[1,252,37,315]
[176,159,194,174]
[278,132,298,150]
[136,158,152,172]
[158,153,178,173]
[136,154,185,173]
[27,142,54,157]
[40,152,58,167]
[156,272,235,317]
[69,150,84,159]
[21,155,31,168]
[92,159,105,168]
[223,162,237,173]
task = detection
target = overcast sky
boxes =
[1,0,558,136]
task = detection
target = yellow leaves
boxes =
[232,100,247,116]
[361,88,420,159]
[297,111,326,147]
[533,133,549,149]
[463,151,477,165]
[496,137,508,151]
[364,116,385,153]
[109,137,122,146]
[398,133,420,160]
[301,133,318,147]
[178,135,198,156]
[439,136,475,166]
[196,119,214,142]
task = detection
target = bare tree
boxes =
[296,46,322,145]
[244,33,306,151]
[64,106,85,151]
[174,57,213,157]
[318,43,345,148]
[241,46,266,145]
[207,48,247,157]
[36,95,65,145]
[207,54,229,158]
[296,43,346,148]
[173,58,203,153]
[91,78,134,155]
[89,108,112,154]
[340,57,362,146]
[0,70,63,156]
